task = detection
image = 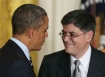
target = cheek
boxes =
[74,37,87,46]
[39,33,45,41]
[42,33,46,38]
[77,38,88,48]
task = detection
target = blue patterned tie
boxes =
[29,57,34,69]
[73,60,81,77]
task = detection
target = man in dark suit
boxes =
[38,10,105,77]
[0,4,49,77]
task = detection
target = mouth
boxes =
[64,43,74,47]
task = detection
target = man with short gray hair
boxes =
[0,4,49,77]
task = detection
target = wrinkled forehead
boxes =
[62,23,81,33]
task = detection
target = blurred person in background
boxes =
[0,4,49,77]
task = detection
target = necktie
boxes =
[73,60,81,77]
[29,57,34,69]
[29,57,36,77]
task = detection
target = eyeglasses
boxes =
[59,31,85,39]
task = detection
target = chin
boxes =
[65,48,73,54]
[31,47,41,51]
[37,48,41,51]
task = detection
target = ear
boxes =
[28,28,36,39]
[86,31,93,42]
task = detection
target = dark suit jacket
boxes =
[38,46,105,77]
[0,40,36,77]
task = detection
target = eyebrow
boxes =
[62,30,75,34]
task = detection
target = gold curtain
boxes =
[0,0,38,75]
[90,16,101,48]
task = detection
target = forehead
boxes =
[63,23,81,32]
[39,16,49,29]
[44,16,49,27]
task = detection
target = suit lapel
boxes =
[57,47,103,77]
[3,40,36,77]
[87,47,103,77]
[57,50,71,77]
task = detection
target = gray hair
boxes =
[12,4,47,34]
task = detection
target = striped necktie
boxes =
[73,60,81,77]
[29,57,34,69]
[29,57,36,77]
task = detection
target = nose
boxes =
[63,35,70,42]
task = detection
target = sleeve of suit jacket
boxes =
[5,60,35,77]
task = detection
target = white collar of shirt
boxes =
[10,37,30,61]
[70,44,91,72]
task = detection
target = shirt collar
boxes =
[79,45,91,69]
[10,37,30,60]
[70,44,91,69]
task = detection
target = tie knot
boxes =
[74,60,80,67]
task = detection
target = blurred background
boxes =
[0,0,105,76]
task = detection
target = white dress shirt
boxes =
[10,37,30,61]
[70,45,91,77]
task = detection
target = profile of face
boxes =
[61,23,93,58]
[30,16,49,51]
